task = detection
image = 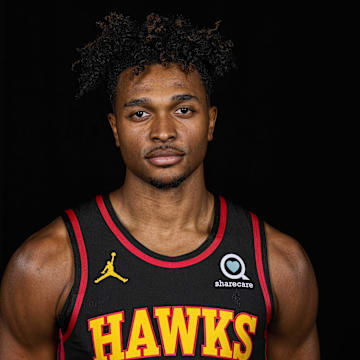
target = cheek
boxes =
[185,125,209,160]
[117,127,144,163]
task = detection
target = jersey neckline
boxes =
[96,193,228,268]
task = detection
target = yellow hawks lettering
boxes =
[88,306,258,360]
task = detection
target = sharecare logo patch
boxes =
[215,253,254,288]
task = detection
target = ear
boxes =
[107,113,120,148]
[207,106,218,141]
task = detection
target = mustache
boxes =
[144,144,186,157]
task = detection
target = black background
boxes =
[1,1,349,358]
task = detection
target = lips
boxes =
[145,148,185,167]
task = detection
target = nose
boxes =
[150,114,177,142]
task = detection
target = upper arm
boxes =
[0,217,73,359]
[265,223,320,360]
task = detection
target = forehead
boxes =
[116,63,206,101]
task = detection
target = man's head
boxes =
[107,62,218,190]
[71,12,237,190]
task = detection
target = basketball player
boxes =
[0,12,319,359]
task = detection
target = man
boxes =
[0,12,319,359]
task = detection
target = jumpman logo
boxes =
[94,251,128,284]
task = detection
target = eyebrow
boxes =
[124,94,200,107]
[171,94,200,103]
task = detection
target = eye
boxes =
[131,110,150,120]
[175,107,193,115]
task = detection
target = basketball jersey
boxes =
[57,193,274,360]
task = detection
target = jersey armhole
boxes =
[247,212,275,324]
[258,218,275,323]
[56,209,88,341]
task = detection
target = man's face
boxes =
[108,63,217,189]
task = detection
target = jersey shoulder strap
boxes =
[248,210,274,325]
[56,200,92,338]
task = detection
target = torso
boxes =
[55,193,274,359]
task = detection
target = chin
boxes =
[147,175,187,190]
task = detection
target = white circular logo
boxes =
[220,253,250,280]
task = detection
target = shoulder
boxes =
[3,215,73,293]
[0,216,73,335]
[265,223,315,286]
[264,222,318,338]
[9,215,71,266]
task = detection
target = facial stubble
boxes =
[147,175,187,190]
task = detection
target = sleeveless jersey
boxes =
[56,193,274,360]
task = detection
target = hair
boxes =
[71,12,237,110]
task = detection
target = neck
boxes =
[110,164,213,234]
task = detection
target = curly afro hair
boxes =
[71,12,237,110]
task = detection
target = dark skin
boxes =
[0,63,319,359]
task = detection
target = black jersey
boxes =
[57,194,274,360]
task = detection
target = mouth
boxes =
[145,148,185,167]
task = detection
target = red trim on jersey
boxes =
[57,328,65,360]
[96,194,227,268]
[250,212,272,358]
[62,209,88,342]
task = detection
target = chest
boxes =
[125,228,211,257]
[66,239,266,359]
[59,195,272,359]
